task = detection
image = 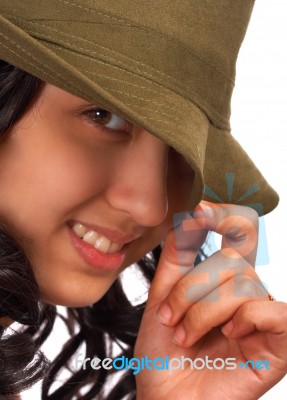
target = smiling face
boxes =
[0,84,194,307]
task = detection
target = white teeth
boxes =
[94,236,111,254]
[109,242,122,253]
[72,223,87,238]
[72,223,123,254]
[83,230,100,244]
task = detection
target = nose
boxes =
[106,129,169,227]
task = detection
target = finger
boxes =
[191,201,259,266]
[157,250,253,326]
[172,273,268,347]
[148,212,208,305]
[222,301,287,351]
[150,201,258,314]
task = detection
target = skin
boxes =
[1,84,287,399]
[0,83,194,307]
[135,203,287,399]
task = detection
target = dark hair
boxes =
[0,60,162,400]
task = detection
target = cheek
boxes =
[0,135,112,238]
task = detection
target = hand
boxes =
[134,201,287,400]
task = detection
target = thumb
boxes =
[147,210,208,305]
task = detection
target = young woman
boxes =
[1,1,287,399]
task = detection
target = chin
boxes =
[39,282,112,308]
[42,293,105,308]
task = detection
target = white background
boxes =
[22,0,287,398]
[231,1,287,398]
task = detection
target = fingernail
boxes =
[157,303,172,324]
[173,325,186,345]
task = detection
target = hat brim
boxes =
[0,15,279,215]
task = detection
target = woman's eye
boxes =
[84,108,131,134]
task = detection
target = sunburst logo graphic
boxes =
[203,172,268,267]
[204,172,263,215]
[204,172,261,203]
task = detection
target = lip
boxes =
[68,226,129,271]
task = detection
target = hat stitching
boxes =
[15,28,177,117]
[44,41,185,99]
[41,42,179,121]
[0,34,188,136]
[110,101,179,126]
[0,40,61,88]
[19,17,234,85]
[0,21,226,139]
[0,37,194,155]
[3,15,232,128]
[0,36,189,142]
[101,89,180,122]
[80,70,175,109]
[58,0,151,34]
[56,0,235,84]
[88,82,177,117]
[56,0,234,83]
[123,108,178,128]
[42,33,231,127]
[29,18,234,84]
[34,32,186,99]
[49,44,229,129]
[25,26,181,83]
[78,72,178,119]
[77,69,207,128]
[0,34,90,101]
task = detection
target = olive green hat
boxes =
[0,0,278,214]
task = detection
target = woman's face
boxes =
[0,84,194,306]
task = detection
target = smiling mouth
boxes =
[72,223,124,254]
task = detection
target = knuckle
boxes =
[218,251,249,270]
[233,204,258,223]
[186,304,204,330]
[245,207,259,225]
[234,274,263,298]
[240,301,254,320]
[221,205,258,229]
[172,279,191,306]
